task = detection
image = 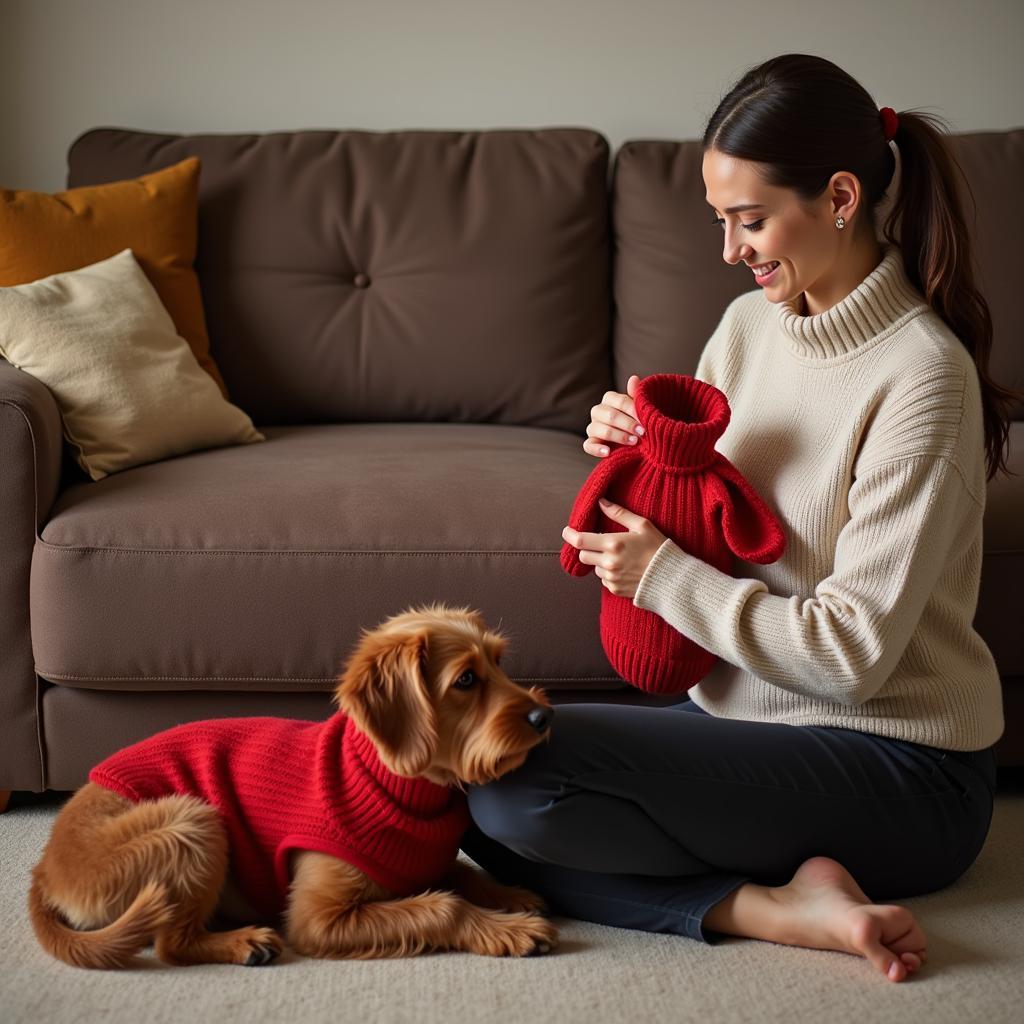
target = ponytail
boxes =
[879,108,1021,480]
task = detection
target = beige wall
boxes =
[1,0,1022,192]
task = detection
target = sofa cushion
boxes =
[0,249,265,481]
[0,156,228,397]
[66,128,613,431]
[31,424,619,690]
[610,139,754,387]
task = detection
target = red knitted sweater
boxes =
[88,712,470,920]
[561,373,786,694]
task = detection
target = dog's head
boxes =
[334,603,553,786]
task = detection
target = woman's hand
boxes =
[584,375,644,457]
[561,498,667,600]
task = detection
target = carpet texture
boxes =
[2,787,1022,1024]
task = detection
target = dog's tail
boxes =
[29,869,174,969]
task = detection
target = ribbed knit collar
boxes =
[774,242,928,360]
[633,373,730,471]
[320,712,457,819]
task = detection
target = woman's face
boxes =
[702,149,861,311]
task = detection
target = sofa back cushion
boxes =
[611,139,747,386]
[67,128,613,431]
[611,130,1023,419]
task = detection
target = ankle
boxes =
[703,881,796,944]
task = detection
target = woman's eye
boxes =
[453,671,477,690]
[711,217,764,231]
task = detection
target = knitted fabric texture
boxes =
[561,373,786,694]
[89,712,470,920]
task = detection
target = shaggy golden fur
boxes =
[29,603,557,967]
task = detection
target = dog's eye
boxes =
[453,670,477,690]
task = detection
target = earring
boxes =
[835,216,846,229]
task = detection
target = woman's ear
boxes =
[334,628,438,777]
[709,459,787,564]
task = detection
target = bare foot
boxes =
[705,856,927,982]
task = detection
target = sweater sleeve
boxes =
[632,452,981,707]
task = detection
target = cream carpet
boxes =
[2,785,1022,1024]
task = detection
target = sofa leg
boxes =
[0,791,11,814]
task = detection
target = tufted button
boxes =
[353,272,370,288]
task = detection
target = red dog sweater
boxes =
[561,373,786,694]
[88,712,470,920]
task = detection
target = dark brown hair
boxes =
[702,53,1021,481]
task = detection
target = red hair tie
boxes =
[880,106,899,142]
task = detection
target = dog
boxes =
[29,603,557,967]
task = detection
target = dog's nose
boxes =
[526,706,553,733]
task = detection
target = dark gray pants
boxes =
[463,700,998,942]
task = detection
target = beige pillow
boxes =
[0,247,264,480]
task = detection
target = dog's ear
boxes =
[334,628,438,777]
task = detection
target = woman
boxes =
[462,53,1021,983]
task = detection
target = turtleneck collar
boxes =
[633,373,730,471]
[320,712,457,818]
[774,242,928,360]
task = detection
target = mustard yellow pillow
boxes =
[0,248,264,481]
[0,156,228,398]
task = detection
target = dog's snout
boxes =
[526,706,553,733]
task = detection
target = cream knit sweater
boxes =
[633,242,1004,751]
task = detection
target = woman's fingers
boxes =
[584,394,643,456]
[598,389,634,425]
[594,397,640,433]
[586,420,638,447]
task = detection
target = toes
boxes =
[244,944,280,966]
[878,913,927,972]
[848,904,928,981]
[885,920,927,957]
[847,913,908,982]
[899,951,922,973]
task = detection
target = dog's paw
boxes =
[240,927,284,967]
[477,912,559,957]
[157,925,285,967]
[493,885,549,917]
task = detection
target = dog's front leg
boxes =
[443,859,548,916]
[285,851,557,958]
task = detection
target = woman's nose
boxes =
[721,225,752,266]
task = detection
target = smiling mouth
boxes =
[751,262,782,284]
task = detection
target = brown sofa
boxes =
[2,125,1022,803]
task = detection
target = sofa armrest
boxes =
[0,359,64,519]
[0,357,65,791]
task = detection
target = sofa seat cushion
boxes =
[31,423,619,691]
